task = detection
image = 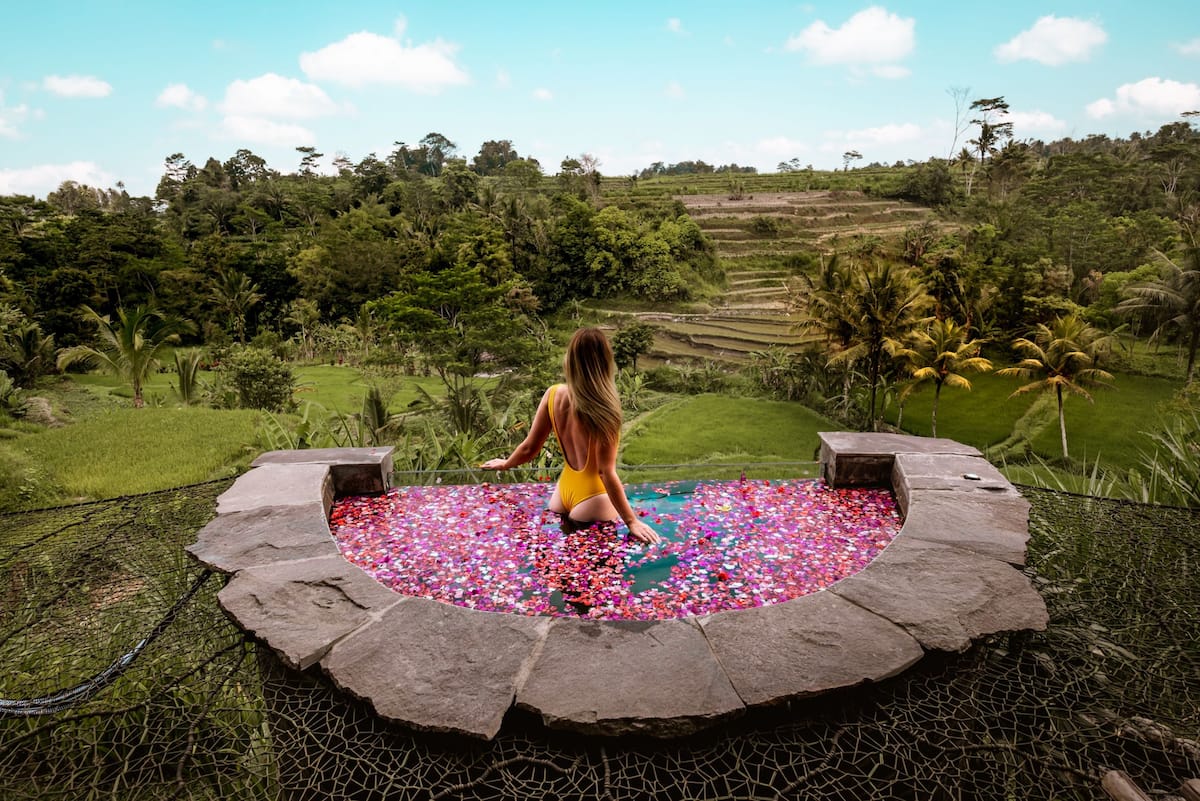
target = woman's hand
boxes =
[480,458,508,471]
[627,518,661,545]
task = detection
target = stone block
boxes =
[829,537,1048,652]
[516,618,743,737]
[252,447,394,496]
[899,490,1031,565]
[187,503,337,572]
[699,591,923,707]
[217,463,333,516]
[218,555,402,670]
[321,599,551,740]
[819,432,980,487]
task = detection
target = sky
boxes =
[2,1,1199,198]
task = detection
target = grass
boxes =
[293,365,446,413]
[7,407,261,505]
[888,370,1185,473]
[622,394,835,467]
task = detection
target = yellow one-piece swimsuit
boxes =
[548,385,609,513]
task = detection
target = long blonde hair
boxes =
[563,327,622,443]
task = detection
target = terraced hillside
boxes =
[604,185,943,367]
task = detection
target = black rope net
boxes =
[0,481,1197,800]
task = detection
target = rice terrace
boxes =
[2,2,1199,799]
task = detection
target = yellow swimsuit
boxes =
[548,385,609,513]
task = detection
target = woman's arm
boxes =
[595,437,661,545]
[481,387,555,471]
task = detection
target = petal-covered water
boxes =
[330,478,901,620]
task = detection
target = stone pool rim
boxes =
[187,434,1048,741]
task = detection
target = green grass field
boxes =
[9,407,261,504]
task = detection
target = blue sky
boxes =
[2,1,1198,198]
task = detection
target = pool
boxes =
[330,478,902,620]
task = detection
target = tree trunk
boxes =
[932,383,942,438]
[1187,325,1198,385]
[133,381,144,409]
[1057,385,1068,460]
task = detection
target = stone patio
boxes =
[188,434,1048,741]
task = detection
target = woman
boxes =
[482,327,660,545]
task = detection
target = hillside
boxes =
[598,176,943,366]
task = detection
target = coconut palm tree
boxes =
[56,304,190,408]
[895,318,993,437]
[1117,247,1200,385]
[829,260,932,431]
[997,314,1114,460]
[208,269,262,343]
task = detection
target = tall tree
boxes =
[997,314,1113,459]
[1117,245,1200,384]
[56,304,190,408]
[967,96,1013,196]
[895,318,992,437]
[208,268,263,343]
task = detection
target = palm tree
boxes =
[56,304,189,408]
[0,322,56,388]
[997,314,1114,460]
[1117,247,1200,384]
[208,269,262,343]
[895,319,993,437]
[828,260,932,431]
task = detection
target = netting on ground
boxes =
[1,482,1197,800]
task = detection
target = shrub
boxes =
[220,347,295,412]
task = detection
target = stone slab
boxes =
[516,618,744,737]
[321,599,551,740]
[699,591,923,707]
[217,463,333,516]
[187,503,337,572]
[217,554,402,670]
[891,453,1019,513]
[252,447,394,496]
[899,490,1031,565]
[819,432,980,487]
[829,537,1048,652]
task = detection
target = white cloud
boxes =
[785,6,915,65]
[1000,109,1067,134]
[1087,77,1200,119]
[995,16,1107,65]
[219,115,316,147]
[533,88,553,101]
[665,80,685,99]
[155,83,208,112]
[757,136,810,156]
[496,69,511,89]
[299,21,469,93]
[43,74,112,98]
[836,122,923,146]
[222,73,340,119]
[1174,38,1200,57]
[0,161,116,197]
[0,93,32,138]
[666,18,686,35]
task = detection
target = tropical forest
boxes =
[2,110,1199,511]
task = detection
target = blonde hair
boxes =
[563,327,622,443]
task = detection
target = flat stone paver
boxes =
[321,599,551,740]
[900,490,1031,565]
[829,537,1048,652]
[699,591,923,707]
[218,554,402,670]
[187,503,336,572]
[216,463,332,515]
[516,618,744,737]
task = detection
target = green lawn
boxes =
[889,370,1184,472]
[622,394,836,470]
[292,366,446,413]
[8,407,261,504]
